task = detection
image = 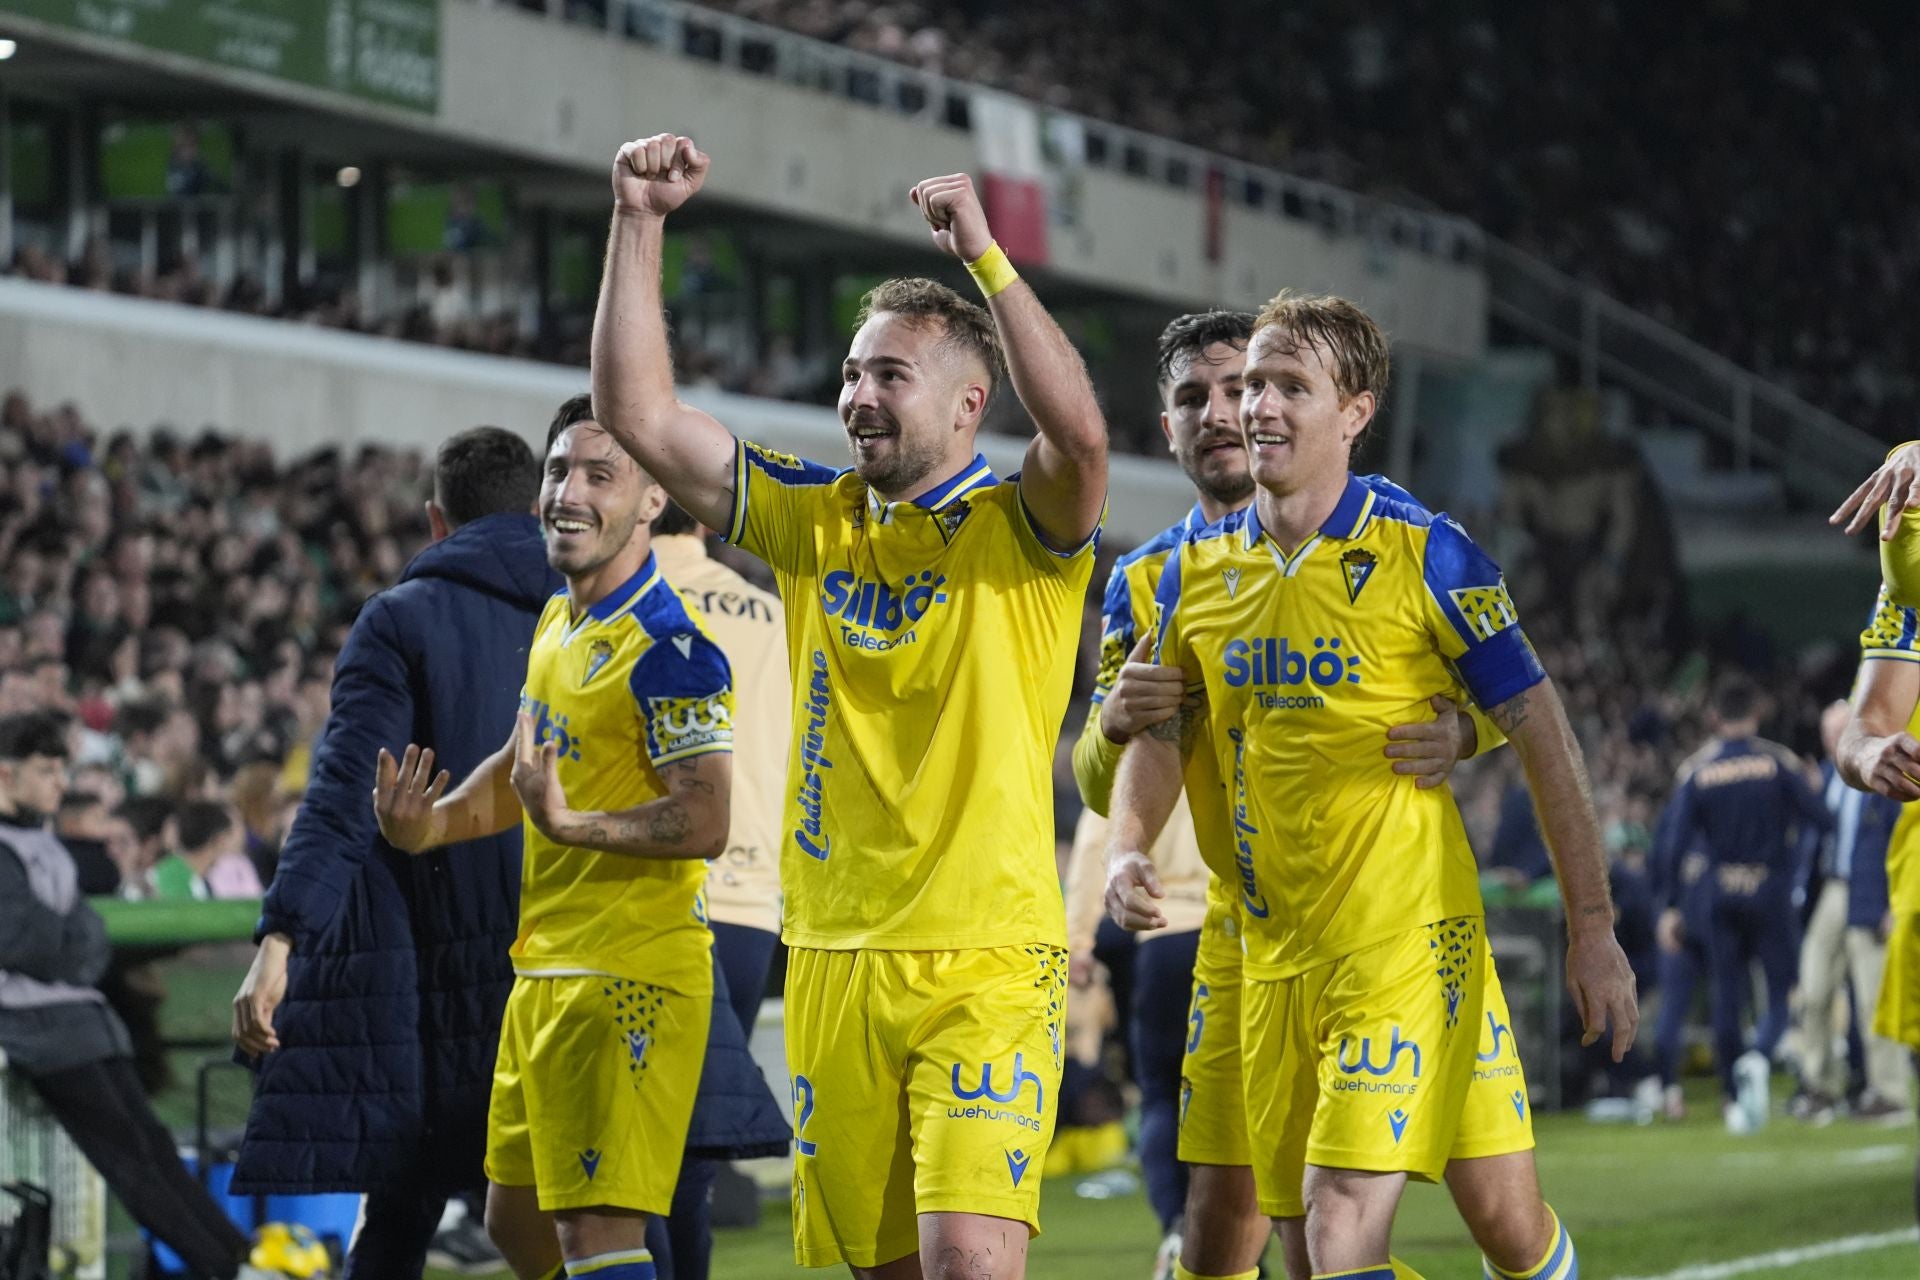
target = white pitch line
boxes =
[1614,1227,1919,1280]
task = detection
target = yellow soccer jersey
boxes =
[654,533,791,937]
[514,553,734,989]
[1154,474,1545,979]
[722,441,1096,950]
[1860,499,1920,911]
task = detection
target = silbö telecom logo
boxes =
[820,568,950,651]
[1223,635,1362,709]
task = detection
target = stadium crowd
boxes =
[685,0,1920,444]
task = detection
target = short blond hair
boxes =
[1252,290,1389,405]
[855,277,1003,399]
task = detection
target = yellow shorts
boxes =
[783,945,1067,1269]
[1874,911,1920,1049]
[1245,917,1488,1218]
[485,973,710,1213]
[1177,906,1250,1167]
[1450,959,1536,1162]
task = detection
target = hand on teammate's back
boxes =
[1382,693,1468,789]
[372,743,449,853]
[612,133,710,219]
[909,172,994,263]
[1104,849,1168,932]
[1099,634,1188,744]
[1830,440,1920,539]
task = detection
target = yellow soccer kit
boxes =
[1177,890,1251,1166]
[654,533,790,939]
[1861,496,1920,1047]
[1155,475,1546,1202]
[722,442,1096,1265]
[485,555,732,1212]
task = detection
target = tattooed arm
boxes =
[1102,694,1203,931]
[1489,677,1639,1059]
[526,753,733,861]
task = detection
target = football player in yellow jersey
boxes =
[1107,291,1636,1280]
[588,134,1106,1278]
[373,414,736,1280]
[1831,440,1920,1236]
[1080,312,1584,1280]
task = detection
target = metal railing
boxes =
[475,0,1484,265]
[1486,242,1885,506]
[0,1053,107,1279]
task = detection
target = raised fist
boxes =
[613,134,711,218]
[909,173,994,263]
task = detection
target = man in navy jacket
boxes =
[231,426,553,1275]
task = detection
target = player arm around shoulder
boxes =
[1486,679,1640,1059]
[592,133,740,533]
[908,172,1107,550]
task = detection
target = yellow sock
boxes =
[1172,1265,1259,1280]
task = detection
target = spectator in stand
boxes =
[151,800,263,900]
[0,711,282,1280]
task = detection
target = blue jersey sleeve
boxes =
[1090,562,1136,705]
[1420,515,1546,711]
[1860,584,1920,663]
[629,628,735,766]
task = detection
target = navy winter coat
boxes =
[235,514,554,1194]
[234,516,791,1194]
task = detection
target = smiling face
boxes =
[1239,325,1376,498]
[539,422,664,579]
[838,311,990,499]
[1161,338,1253,509]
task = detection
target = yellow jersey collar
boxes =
[1242,474,1376,551]
[864,453,997,523]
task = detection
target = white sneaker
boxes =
[1723,1098,1753,1135]
[1151,1220,1185,1280]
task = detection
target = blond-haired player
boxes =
[588,134,1106,1277]
[1108,290,1635,1280]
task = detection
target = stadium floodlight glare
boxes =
[337,166,362,188]
[0,39,18,61]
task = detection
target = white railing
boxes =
[1486,242,1884,505]
[0,1052,108,1279]
[474,0,1484,266]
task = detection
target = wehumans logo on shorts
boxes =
[950,1053,1044,1115]
[1337,1025,1422,1079]
[793,651,833,860]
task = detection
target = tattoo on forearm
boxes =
[1145,705,1187,743]
[1491,688,1532,735]
[646,803,692,845]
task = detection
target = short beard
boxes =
[1178,445,1255,510]
[852,435,946,498]
[546,509,642,579]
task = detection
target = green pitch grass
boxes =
[411,1099,1918,1279]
